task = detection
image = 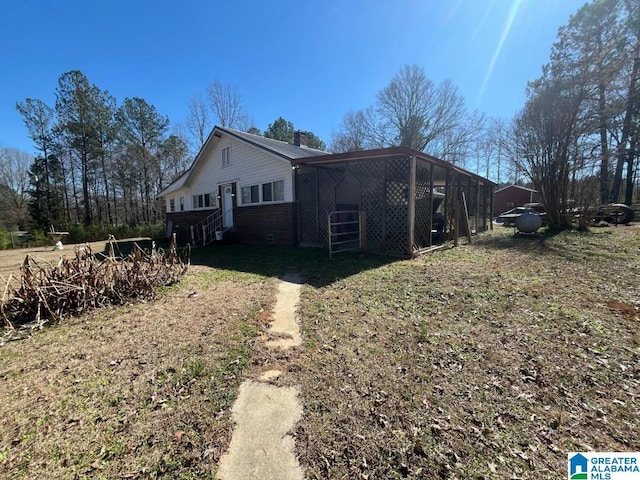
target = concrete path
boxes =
[217,272,304,480]
[266,272,303,350]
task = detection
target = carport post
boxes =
[408,155,417,256]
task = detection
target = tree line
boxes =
[12,70,190,232]
[1,0,637,235]
[511,0,638,228]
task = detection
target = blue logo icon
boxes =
[569,453,588,479]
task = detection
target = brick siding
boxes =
[166,209,217,243]
[233,203,297,246]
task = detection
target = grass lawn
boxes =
[1,225,639,479]
[0,264,275,479]
[285,225,640,479]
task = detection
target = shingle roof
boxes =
[217,127,328,159]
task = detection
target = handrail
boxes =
[191,207,234,246]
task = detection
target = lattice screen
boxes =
[297,167,320,245]
[383,157,410,255]
[350,160,385,251]
[296,157,495,255]
[414,160,433,250]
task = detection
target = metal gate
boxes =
[328,210,364,258]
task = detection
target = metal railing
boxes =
[191,209,225,246]
[328,210,364,258]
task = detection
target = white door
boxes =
[222,184,234,228]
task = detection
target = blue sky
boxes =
[1,0,586,155]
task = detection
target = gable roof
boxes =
[494,184,538,194]
[157,126,328,197]
[219,127,327,160]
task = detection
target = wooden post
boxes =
[489,185,494,230]
[462,191,472,243]
[360,210,367,250]
[444,169,450,240]
[408,155,417,256]
[454,175,459,247]
[475,179,481,233]
[429,161,434,247]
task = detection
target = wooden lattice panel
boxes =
[350,160,385,251]
[384,157,410,254]
[316,167,340,245]
[297,167,320,245]
[414,161,433,249]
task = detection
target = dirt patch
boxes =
[0,264,275,479]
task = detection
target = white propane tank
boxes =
[515,211,542,233]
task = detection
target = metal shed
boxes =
[293,146,496,257]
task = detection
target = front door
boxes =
[222,184,234,228]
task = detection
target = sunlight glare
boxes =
[478,0,524,105]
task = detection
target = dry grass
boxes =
[0,264,275,479]
[284,225,640,479]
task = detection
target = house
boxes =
[157,126,326,246]
[157,127,496,256]
[493,184,540,217]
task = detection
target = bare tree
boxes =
[330,107,386,152]
[610,0,640,204]
[207,80,251,130]
[332,65,472,160]
[185,94,212,152]
[0,147,32,229]
[376,66,467,154]
[512,79,585,229]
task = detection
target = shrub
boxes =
[0,230,10,250]
[67,223,167,244]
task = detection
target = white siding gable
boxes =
[191,134,294,207]
[162,131,295,212]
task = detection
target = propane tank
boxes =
[515,211,542,233]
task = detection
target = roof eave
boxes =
[293,146,497,186]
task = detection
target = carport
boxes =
[293,146,495,257]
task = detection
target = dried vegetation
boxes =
[1,236,189,331]
[0,255,273,479]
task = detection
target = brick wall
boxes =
[166,209,217,243]
[233,203,297,246]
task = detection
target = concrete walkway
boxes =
[217,272,304,480]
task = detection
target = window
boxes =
[179,196,184,211]
[273,180,284,201]
[242,185,260,204]
[169,198,175,212]
[262,183,273,202]
[242,180,284,205]
[222,146,231,167]
[192,193,216,209]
